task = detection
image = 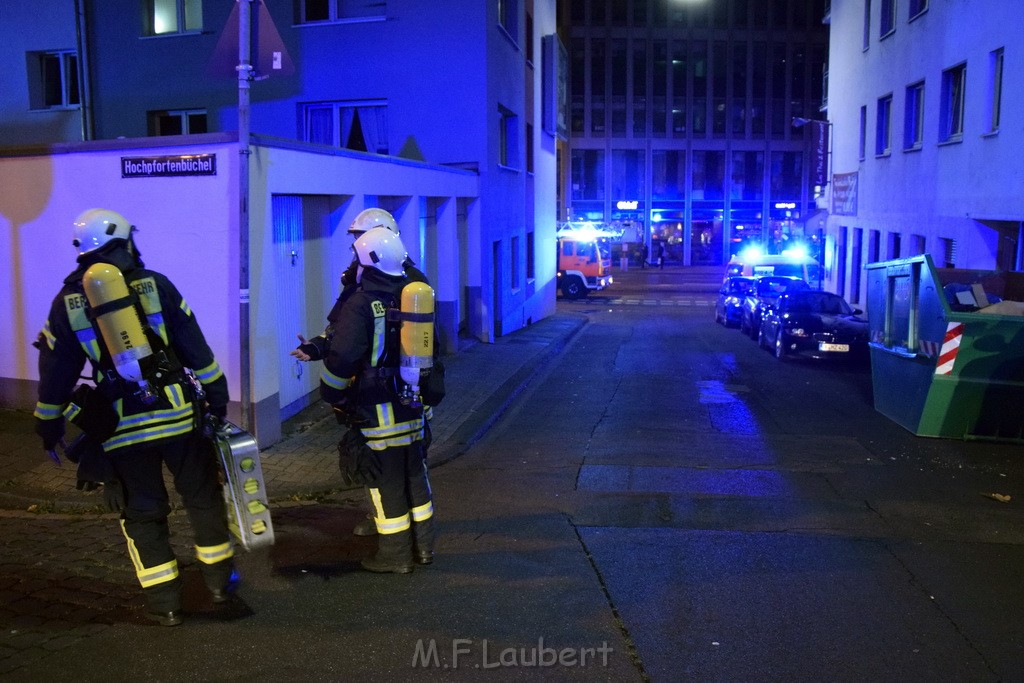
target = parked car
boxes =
[714,276,755,327]
[758,290,869,361]
[739,276,810,339]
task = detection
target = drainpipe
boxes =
[73,0,94,140]
[238,0,254,432]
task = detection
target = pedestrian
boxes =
[318,227,435,573]
[656,240,666,269]
[33,208,235,627]
[290,208,433,538]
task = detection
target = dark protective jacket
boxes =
[34,244,228,452]
[319,268,424,451]
[297,257,428,361]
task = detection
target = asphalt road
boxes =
[2,278,1022,682]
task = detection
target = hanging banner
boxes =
[810,120,830,187]
[832,172,859,216]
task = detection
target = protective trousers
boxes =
[368,441,433,539]
[110,433,234,612]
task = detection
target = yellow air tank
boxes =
[399,281,435,394]
[82,263,153,384]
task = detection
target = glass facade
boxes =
[566,1,828,265]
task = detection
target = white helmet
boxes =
[353,227,407,277]
[348,208,399,236]
[73,208,134,255]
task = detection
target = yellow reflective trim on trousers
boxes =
[137,560,180,588]
[195,542,234,565]
[120,520,180,587]
[120,520,143,574]
[411,500,434,522]
[368,489,412,534]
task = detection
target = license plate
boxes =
[819,342,849,352]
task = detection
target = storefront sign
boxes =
[832,172,858,216]
[616,200,638,210]
[121,154,217,178]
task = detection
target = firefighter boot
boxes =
[412,518,435,565]
[360,529,414,574]
[144,580,184,627]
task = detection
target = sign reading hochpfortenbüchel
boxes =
[122,154,217,178]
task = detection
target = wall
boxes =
[0,134,479,448]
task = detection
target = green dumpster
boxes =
[865,255,1024,441]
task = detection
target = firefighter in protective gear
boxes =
[290,208,433,539]
[290,207,427,361]
[34,208,236,626]
[320,226,436,572]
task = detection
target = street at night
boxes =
[2,268,1021,681]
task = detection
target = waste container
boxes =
[865,254,1024,441]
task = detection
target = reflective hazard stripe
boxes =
[194,360,223,384]
[368,488,411,534]
[137,560,180,588]
[321,368,354,391]
[120,520,180,588]
[195,541,234,565]
[40,321,56,350]
[935,322,964,375]
[410,500,433,522]
[34,402,63,420]
[362,403,424,451]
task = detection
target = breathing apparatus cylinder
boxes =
[399,282,434,402]
[82,263,154,388]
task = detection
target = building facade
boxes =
[823,0,1023,306]
[0,0,561,445]
[564,0,829,266]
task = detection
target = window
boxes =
[144,0,202,35]
[499,0,518,42]
[909,0,928,20]
[986,48,1003,134]
[880,0,895,37]
[941,237,957,268]
[862,0,871,50]
[904,81,924,150]
[875,94,892,156]
[511,235,520,290]
[940,63,966,142]
[149,109,207,135]
[526,231,535,280]
[499,105,519,168]
[27,50,79,110]
[526,122,534,173]
[525,11,534,66]
[858,105,867,160]
[296,0,385,23]
[301,101,388,153]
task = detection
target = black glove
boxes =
[103,480,125,513]
[209,403,228,421]
[77,479,101,492]
[35,417,65,451]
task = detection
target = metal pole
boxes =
[238,0,254,432]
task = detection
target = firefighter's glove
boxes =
[35,417,66,452]
[290,334,329,362]
[77,479,101,493]
[203,410,227,439]
[103,480,125,513]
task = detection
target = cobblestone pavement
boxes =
[0,313,591,676]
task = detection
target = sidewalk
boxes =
[0,313,587,511]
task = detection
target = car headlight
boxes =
[725,296,739,305]
[787,327,808,337]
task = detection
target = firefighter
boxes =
[290,208,428,362]
[319,226,435,573]
[33,208,235,626]
[290,208,432,539]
